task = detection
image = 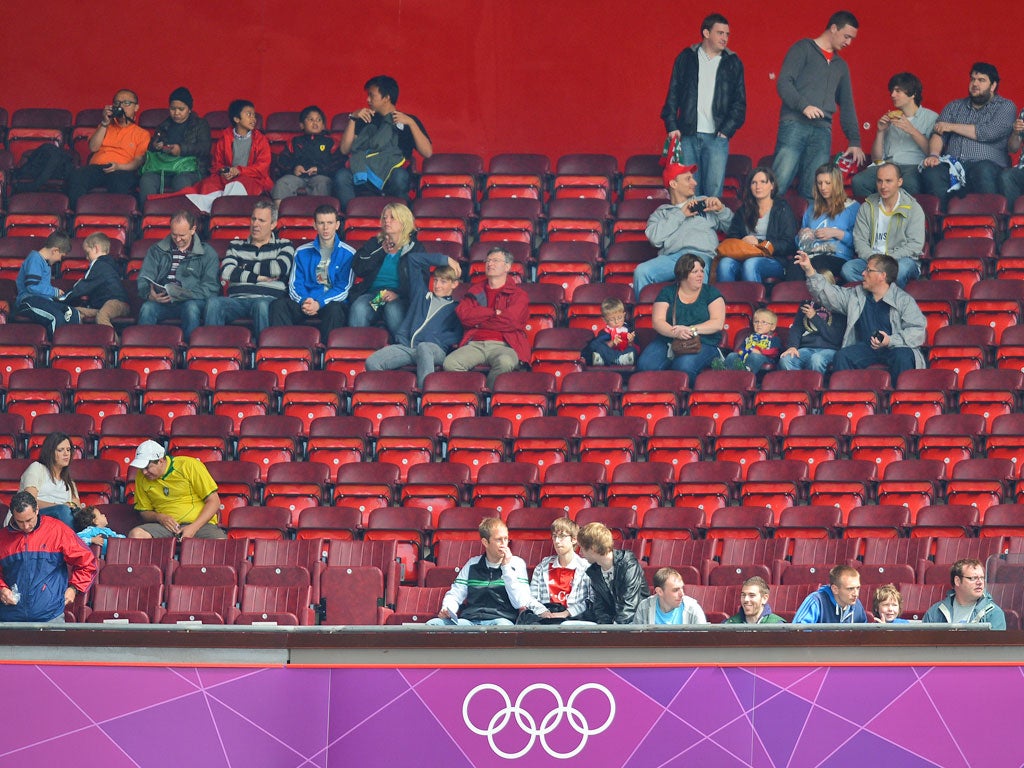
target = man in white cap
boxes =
[125,440,225,539]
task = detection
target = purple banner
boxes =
[1,663,1021,767]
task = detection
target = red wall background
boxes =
[3,1,1021,166]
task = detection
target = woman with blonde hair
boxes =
[788,163,860,280]
[347,202,461,335]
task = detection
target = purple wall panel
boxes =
[0,663,1020,767]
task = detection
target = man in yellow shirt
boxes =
[126,440,224,540]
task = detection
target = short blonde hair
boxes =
[753,308,777,326]
[577,522,613,556]
[82,232,111,254]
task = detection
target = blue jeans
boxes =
[922,159,1001,206]
[366,342,446,387]
[348,294,407,336]
[724,350,772,374]
[138,299,205,341]
[40,504,74,527]
[716,257,785,283]
[334,166,413,210]
[637,337,722,378]
[679,133,729,199]
[205,296,275,338]
[999,166,1024,207]
[425,616,515,626]
[633,251,713,295]
[772,120,833,200]
[780,347,836,374]
[834,341,917,381]
[841,257,920,288]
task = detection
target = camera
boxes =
[110,105,125,120]
[689,199,708,217]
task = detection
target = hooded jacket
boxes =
[793,584,867,624]
[923,589,1006,630]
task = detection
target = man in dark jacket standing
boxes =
[64,232,130,327]
[0,491,97,623]
[661,13,746,198]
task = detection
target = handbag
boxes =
[669,295,702,356]
[716,238,774,261]
[140,151,199,193]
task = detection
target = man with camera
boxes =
[67,88,150,206]
[634,161,732,294]
[333,75,432,209]
[794,249,925,382]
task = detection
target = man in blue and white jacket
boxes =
[794,565,868,624]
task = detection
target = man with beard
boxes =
[921,63,1017,206]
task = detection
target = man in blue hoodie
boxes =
[793,565,867,624]
[364,256,461,386]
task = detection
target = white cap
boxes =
[130,440,166,469]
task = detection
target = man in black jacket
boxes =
[660,13,746,198]
[64,232,130,327]
[577,522,649,624]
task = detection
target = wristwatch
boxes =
[691,326,698,336]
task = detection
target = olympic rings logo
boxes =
[462,682,616,760]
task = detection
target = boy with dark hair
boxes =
[72,505,125,556]
[271,105,345,202]
[16,230,78,335]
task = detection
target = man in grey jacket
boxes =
[794,249,925,382]
[923,559,1006,630]
[841,162,926,287]
[137,209,219,341]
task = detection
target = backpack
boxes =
[14,143,75,192]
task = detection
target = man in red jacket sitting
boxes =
[443,246,529,388]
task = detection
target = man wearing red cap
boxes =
[635,162,732,294]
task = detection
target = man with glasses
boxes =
[924,559,1006,630]
[426,517,530,626]
[68,89,150,206]
[841,161,926,287]
[794,248,925,381]
[521,517,593,624]
[443,247,528,388]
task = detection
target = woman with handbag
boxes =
[637,253,725,376]
[715,166,797,283]
[786,163,860,280]
[137,87,211,200]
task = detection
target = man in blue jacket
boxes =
[793,565,867,624]
[0,491,97,623]
[364,256,461,386]
[268,204,354,343]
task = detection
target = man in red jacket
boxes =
[443,246,529,388]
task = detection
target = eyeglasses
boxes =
[864,268,885,274]
[959,575,985,583]
[114,100,138,106]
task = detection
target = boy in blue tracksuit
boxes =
[15,230,79,336]
[365,252,462,386]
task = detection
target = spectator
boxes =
[998,113,1024,207]
[0,491,97,623]
[126,440,225,540]
[851,73,938,197]
[15,230,78,336]
[443,246,528,389]
[522,517,593,624]
[205,199,295,338]
[772,11,865,201]
[635,159,732,293]
[872,583,908,624]
[637,253,725,377]
[268,204,355,343]
[789,163,860,280]
[716,166,797,283]
[584,297,639,367]
[335,75,432,209]
[793,564,867,624]
[62,232,131,328]
[271,105,344,203]
[67,88,149,206]
[633,567,707,625]
[724,576,786,624]
[175,99,272,212]
[660,12,746,198]
[577,521,649,624]
[842,162,926,287]
[778,270,847,374]
[71,505,125,557]
[365,258,462,387]
[923,559,1006,630]
[19,431,82,527]
[795,250,925,381]
[719,307,782,373]
[921,63,1017,207]
[348,202,460,335]
[137,209,219,341]
[138,86,211,199]
[426,517,530,626]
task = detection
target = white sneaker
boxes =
[616,351,635,366]
[591,353,604,366]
